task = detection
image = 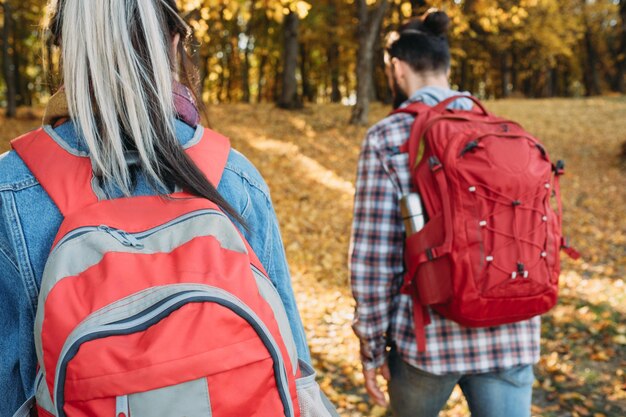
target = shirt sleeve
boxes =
[349,126,406,370]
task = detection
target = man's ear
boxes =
[391,58,405,81]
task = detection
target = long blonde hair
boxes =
[45,0,241,221]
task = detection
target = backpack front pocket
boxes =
[115,377,211,417]
[54,284,295,417]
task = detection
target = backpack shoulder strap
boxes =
[185,126,231,187]
[391,101,431,118]
[391,102,432,156]
[11,127,100,217]
[11,126,231,217]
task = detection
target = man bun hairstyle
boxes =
[387,9,451,73]
[422,10,450,37]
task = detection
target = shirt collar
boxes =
[400,86,473,109]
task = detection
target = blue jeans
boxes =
[388,349,534,417]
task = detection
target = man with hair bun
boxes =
[350,10,537,417]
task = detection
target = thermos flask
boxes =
[400,193,451,305]
[400,193,426,236]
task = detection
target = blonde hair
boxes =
[45,0,243,221]
[56,0,176,193]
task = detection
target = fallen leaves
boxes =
[1,98,625,416]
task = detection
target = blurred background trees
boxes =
[0,0,625,121]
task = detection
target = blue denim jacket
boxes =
[0,120,310,416]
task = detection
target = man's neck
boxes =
[406,73,450,98]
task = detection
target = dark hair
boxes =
[387,10,451,73]
[48,0,244,226]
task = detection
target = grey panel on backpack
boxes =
[35,370,55,415]
[129,378,212,417]
[252,266,298,375]
[34,211,246,368]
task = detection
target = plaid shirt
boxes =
[349,87,541,375]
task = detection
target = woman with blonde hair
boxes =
[0,1,330,416]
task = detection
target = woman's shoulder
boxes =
[217,147,275,233]
[0,123,85,192]
[223,148,270,199]
[0,139,39,192]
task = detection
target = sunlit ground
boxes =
[1,97,624,416]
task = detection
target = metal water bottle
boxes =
[401,192,452,305]
[400,193,426,236]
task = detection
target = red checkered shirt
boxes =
[349,87,541,375]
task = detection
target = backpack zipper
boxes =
[53,285,294,417]
[51,209,224,253]
[98,226,144,248]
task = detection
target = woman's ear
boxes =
[171,33,181,56]
[171,33,181,80]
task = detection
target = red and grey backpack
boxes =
[395,96,580,352]
[11,127,336,417]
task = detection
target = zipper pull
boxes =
[116,395,129,417]
[99,226,145,249]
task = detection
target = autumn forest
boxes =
[1,0,625,123]
[0,1,625,416]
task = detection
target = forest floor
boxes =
[1,98,625,416]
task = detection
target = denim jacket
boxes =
[0,120,310,416]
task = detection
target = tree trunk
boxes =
[2,3,16,118]
[615,0,626,92]
[300,43,314,102]
[328,42,341,103]
[511,50,519,94]
[242,38,252,103]
[523,73,533,98]
[350,0,389,125]
[272,56,281,103]
[218,49,228,102]
[500,52,511,98]
[328,0,341,103]
[582,10,601,96]
[374,46,390,103]
[373,18,389,103]
[241,3,254,103]
[257,52,268,103]
[225,46,234,102]
[278,10,301,109]
[547,68,557,97]
[14,39,31,107]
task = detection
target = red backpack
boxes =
[11,127,336,417]
[396,96,580,352]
